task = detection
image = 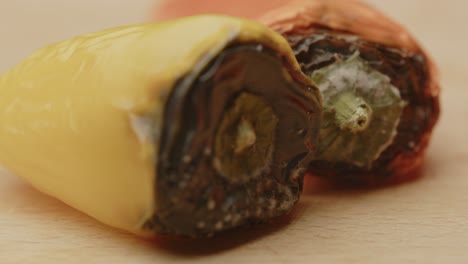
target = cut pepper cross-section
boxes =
[259,0,440,181]
[0,15,322,237]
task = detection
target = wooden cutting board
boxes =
[1,1,467,263]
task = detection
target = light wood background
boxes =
[0,1,466,263]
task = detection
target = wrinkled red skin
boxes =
[262,0,440,183]
[154,0,440,183]
[257,0,439,96]
[153,0,289,21]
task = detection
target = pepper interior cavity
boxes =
[151,45,321,236]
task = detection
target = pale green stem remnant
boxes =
[311,53,406,168]
[234,118,257,154]
[333,92,373,133]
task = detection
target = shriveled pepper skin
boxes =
[153,0,289,21]
[259,0,440,181]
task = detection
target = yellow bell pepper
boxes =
[0,15,321,237]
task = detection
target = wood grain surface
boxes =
[0,1,466,263]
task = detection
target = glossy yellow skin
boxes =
[0,15,306,236]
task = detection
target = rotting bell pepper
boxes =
[0,15,322,237]
[154,0,441,183]
[259,0,440,182]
